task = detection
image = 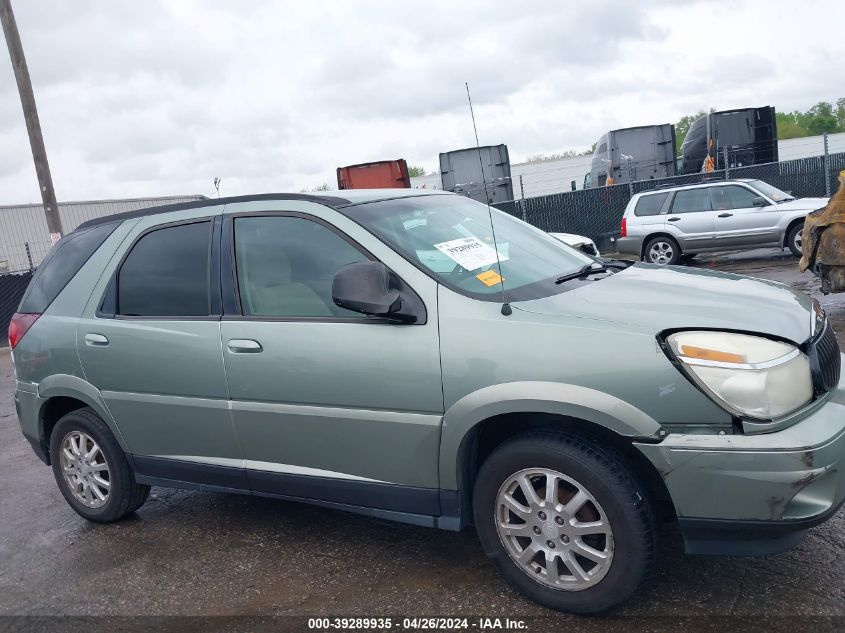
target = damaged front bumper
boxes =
[636,358,845,556]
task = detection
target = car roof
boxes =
[74,189,453,231]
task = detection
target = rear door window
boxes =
[634,193,668,216]
[117,221,211,317]
[18,222,119,314]
[671,188,713,214]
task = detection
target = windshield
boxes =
[749,180,795,203]
[341,194,597,302]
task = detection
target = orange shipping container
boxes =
[337,159,411,189]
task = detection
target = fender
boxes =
[37,374,130,452]
[438,381,663,490]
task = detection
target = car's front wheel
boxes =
[787,222,803,258]
[50,407,150,522]
[643,236,680,266]
[473,431,655,614]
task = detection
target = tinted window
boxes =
[634,193,668,216]
[598,142,608,153]
[710,185,759,210]
[19,222,119,314]
[234,216,367,318]
[671,188,713,214]
[117,222,210,317]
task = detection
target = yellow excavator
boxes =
[801,170,845,293]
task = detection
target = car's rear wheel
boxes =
[50,407,150,522]
[472,431,655,614]
[643,236,680,266]
[787,223,803,258]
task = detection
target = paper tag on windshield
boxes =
[433,237,508,271]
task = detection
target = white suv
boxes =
[616,179,828,265]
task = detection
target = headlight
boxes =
[665,331,813,419]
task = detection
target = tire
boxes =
[787,222,804,258]
[50,407,150,523]
[643,235,680,266]
[472,431,655,614]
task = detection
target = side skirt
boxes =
[133,456,462,531]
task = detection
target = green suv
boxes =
[10,190,845,613]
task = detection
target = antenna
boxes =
[465,82,511,316]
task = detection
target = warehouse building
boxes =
[0,195,205,272]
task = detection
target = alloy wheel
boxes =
[59,430,111,508]
[495,468,614,591]
[648,241,674,265]
[793,228,803,253]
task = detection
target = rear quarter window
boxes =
[633,193,668,216]
[18,222,119,314]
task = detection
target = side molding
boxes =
[438,381,663,490]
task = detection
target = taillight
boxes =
[620,217,627,238]
[8,313,39,349]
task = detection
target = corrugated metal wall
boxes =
[0,195,204,272]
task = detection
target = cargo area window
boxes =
[116,221,211,317]
[233,216,368,318]
[634,193,669,216]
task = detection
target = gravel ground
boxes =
[0,248,843,628]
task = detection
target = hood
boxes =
[774,197,829,211]
[514,263,814,344]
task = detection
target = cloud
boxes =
[0,0,842,203]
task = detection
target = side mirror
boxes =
[332,261,423,323]
[752,196,768,207]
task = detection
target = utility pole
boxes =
[1,0,63,243]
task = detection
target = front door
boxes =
[710,184,780,247]
[218,209,443,515]
[78,212,246,488]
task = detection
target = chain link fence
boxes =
[494,144,844,252]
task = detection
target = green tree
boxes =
[407,165,427,177]
[806,101,839,135]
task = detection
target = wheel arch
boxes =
[452,411,676,529]
[38,374,128,464]
[438,382,671,526]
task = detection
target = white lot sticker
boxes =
[433,237,508,271]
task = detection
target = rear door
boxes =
[710,184,780,247]
[666,187,719,250]
[78,210,245,488]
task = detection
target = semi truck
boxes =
[439,144,513,204]
[585,124,676,188]
[680,106,778,174]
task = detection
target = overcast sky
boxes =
[1,0,843,203]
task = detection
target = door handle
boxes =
[667,217,681,222]
[227,339,263,353]
[718,212,733,218]
[84,333,109,346]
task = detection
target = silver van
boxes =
[10,190,845,613]
[617,179,827,265]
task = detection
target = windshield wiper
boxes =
[554,261,608,284]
